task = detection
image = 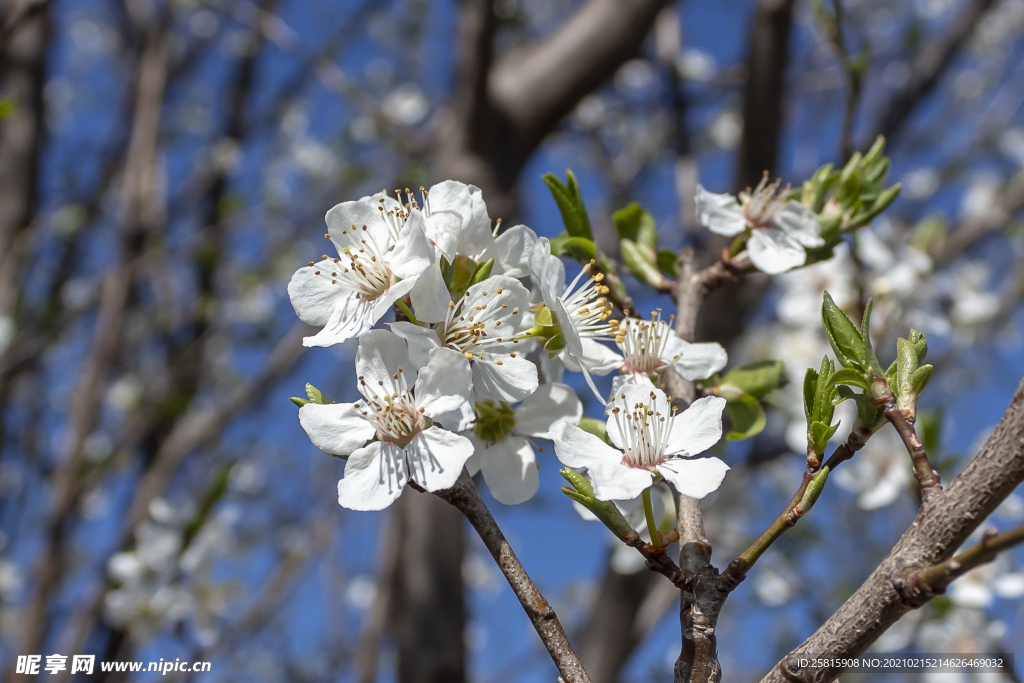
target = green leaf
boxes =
[725,394,766,441]
[543,170,593,240]
[821,291,864,370]
[468,258,494,287]
[289,397,309,407]
[577,416,611,445]
[721,360,787,399]
[803,367,818,422]
[657,249,680,276]
[815,356,836,425]
[549,232,597,260]
[830,367,869,390]
[797,466,830,513]
[908,328,928,362]
[809,420,839,452]
[620,239,665,289]
[910,365,933,396]
[612,202,658,251]
[306,383,334,404]
[559,468,636,541]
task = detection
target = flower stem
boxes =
[642,487,661,551]
[394,299,420,326]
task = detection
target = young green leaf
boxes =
[726,394,766,441]
[720,360,787,399]
[543,170,593,240]
[612,202,658,252]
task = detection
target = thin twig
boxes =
[882,397,942,500]
[908,523,1024,599]
[435,470,592,683]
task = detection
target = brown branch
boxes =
[760,378,1024,683]
[734,0,797,191]
[883,398,943,501]
[909,523,1024,598]
[435,470,591,683]
[861,0,995,148]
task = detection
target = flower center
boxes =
[617,311,676,376]
[561,261,618,341]
[609,391,677,470]
[356,368,428,448]
[322,223,395,300]
[741,175,786,229]
[436,288,520,358]
[473,400,516,442]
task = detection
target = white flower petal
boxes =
[368,277,418,325]
[994,572,1024,599]
[514,383,582,439]
[409,260,451,323]
[746,228,806,275]
[405,426,475,492]
[464,431,486,476]
[472,353,538,402]
[388,210,434,281]
[299,403,376,456]
[576,338,623,375]
[481,437,539,505]
[491,224,538,278]
[665,395,726,457]
[337,442,409,511]
[665,337,728,381]
[695,185,747,236]
[326,198,391,254]
[529,239,566,306]
[355,329,413,397]
[387,321,442,368]
[428,180,494,258]
[775,202,825,248]
[588,459,654,501]
[287,260,349,327]
[424,210,462,262]
[656,457,728,499]
[302,293,375,347]
[415,347,473,429]
[550,421,623,470]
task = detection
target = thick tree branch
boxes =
[435,470,591,683]
[760,379,1024,683]
[734,0,797,192]
[488,0,670,159]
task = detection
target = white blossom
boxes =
[298,330,475,510]
[287,194,434,346]
[695,179,824,274]
[467,383,583,505]
[529,238,621,397]
[612,311,727,384]
[390,275,537,404]
[551,385,727,501]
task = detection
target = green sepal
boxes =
[468,258,494,287]
[620,238,666,289]
[560,468,637,542]
[543,170,593,240]
[725,394,766,441]
[534,306,555,327]
[577,416,611,445]
[612,202,658,252]
[549,232,597,260]
[292,383,334,406]
[544,333,567,354]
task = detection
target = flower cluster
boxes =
[289,181,731,512]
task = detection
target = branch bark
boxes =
[760,378,1024,683]
[435,470,591,683]
[734,0,797,192]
